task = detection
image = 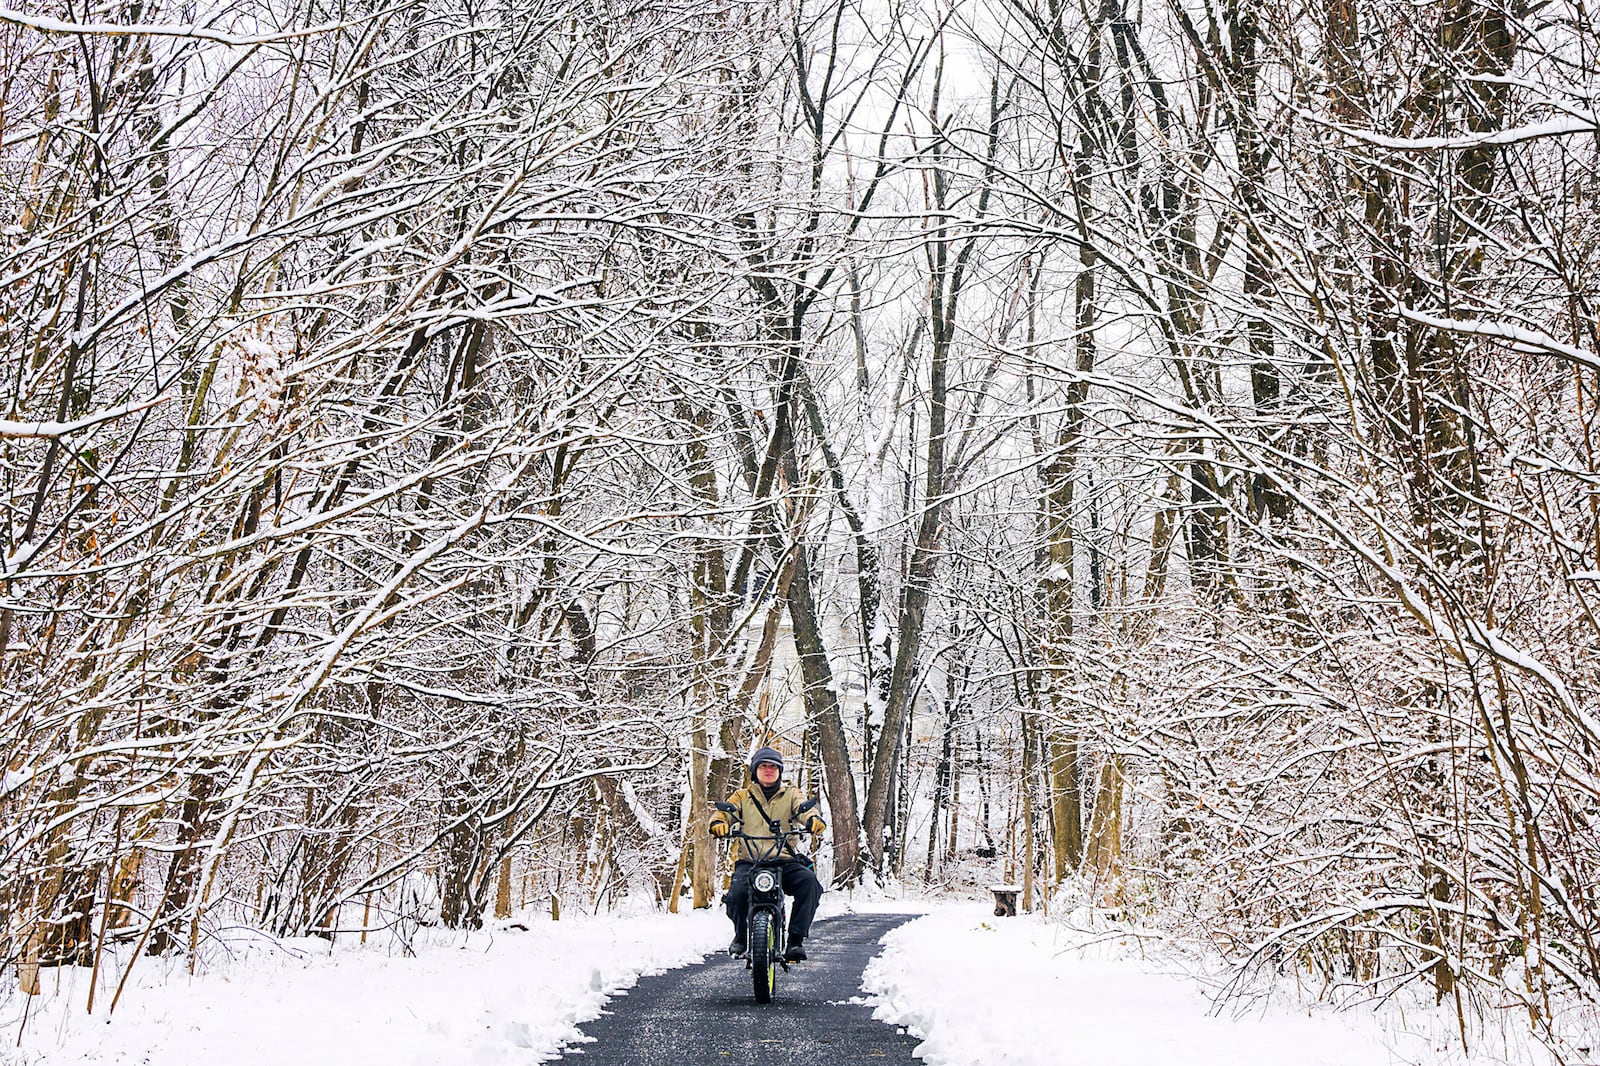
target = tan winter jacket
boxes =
[710,783,826,864]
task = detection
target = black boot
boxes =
[729,931,747,958]
[783,937,806,963]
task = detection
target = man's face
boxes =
[755,761,781,786]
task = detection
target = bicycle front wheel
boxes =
[749,909,777,1003]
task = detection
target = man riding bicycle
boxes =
[709,747,826,962]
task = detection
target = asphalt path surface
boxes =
[559,912,924,1065]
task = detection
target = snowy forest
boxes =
[3,0,1598,1048]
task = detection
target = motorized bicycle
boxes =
[712,797,818,1004]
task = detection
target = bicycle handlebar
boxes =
[720,824,812,838]
[716,823,814,863]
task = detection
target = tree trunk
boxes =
[1040,444,1085,879]
[689,731,715,909]
[148,766,218,955]
[494,854,513,921]
[680,396,734,908]
[667,839,691,914]
[1083,754,1126,907]
[925,656,958,882]
[1021,708,1040,912]
[862,65,1001,871]
[784,526,864,886]
[945,717,963,865]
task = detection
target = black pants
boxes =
[725,860,823,942]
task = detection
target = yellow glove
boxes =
[709,821,730,838]
[806,816,826,834]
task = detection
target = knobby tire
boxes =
[750,909,776,1003]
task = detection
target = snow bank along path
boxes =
[861,908,1564,1066]
[5,907,729,1065]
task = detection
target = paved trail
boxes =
[559,913,924,1066]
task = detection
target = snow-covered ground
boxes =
[2,904,728,1065]
[862,908,1580,1066]
[4,895,1589,1065]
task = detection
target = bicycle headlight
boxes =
[753,869,778,893]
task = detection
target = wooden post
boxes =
[990,885,1020,917]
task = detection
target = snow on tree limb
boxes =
[0,398,167,439]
